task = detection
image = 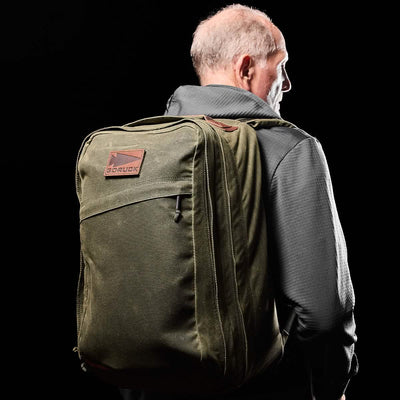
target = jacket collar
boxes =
[164,84,281,119]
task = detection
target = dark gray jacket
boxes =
[164,85,358,399]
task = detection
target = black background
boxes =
[2,1,390,398]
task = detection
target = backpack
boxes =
[74,115,291,395]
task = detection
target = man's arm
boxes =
[267,137,358,399]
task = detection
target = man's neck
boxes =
[200,69,237,88]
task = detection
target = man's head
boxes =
[190,4,291,114]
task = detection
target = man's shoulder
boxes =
[255,122,315,164]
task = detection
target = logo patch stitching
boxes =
[104,149,145,177]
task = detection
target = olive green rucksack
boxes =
[74,115,287,395]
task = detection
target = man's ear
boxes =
[234,54,255,90]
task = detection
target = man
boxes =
[121,4,357,400]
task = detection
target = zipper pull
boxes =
[73,346,81,358]
[174,195,182,223]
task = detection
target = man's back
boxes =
[164,84,357,399]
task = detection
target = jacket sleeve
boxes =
[267,136,358,398]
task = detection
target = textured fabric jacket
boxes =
[162,85,358,399]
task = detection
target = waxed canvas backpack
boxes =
[74,115,289,395]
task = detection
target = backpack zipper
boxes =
[202,124,228,375]
[205,121,249,380]
[174,195,182,222]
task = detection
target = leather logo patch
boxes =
[104,149,145,177]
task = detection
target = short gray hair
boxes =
[191,4,283,78]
